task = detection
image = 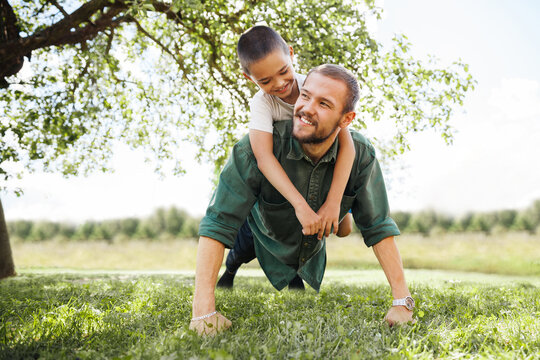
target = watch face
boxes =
[405,296,415,310]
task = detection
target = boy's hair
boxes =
[306,64,360,114]
[237,26,290,74]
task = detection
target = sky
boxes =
[3,0,540,222]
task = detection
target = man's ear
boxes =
[339,111,356,128]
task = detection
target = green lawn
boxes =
[1,269,539,359]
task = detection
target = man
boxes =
[190,64,414,335]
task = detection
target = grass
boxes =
[4,234,539,358]
[11,232,540,276]
[1,270,539,359]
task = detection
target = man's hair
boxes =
[306,64,360,114]
[237,26,289,74]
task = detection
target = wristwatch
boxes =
[392,296,415,311]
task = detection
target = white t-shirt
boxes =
[248,73,306,133]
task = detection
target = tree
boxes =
[495,209,517,230]
[164,207,188,236]
[405,210,437,236]
[467,212,497,234]
[0,0,475,278]
[391,211,411,232]
[0,199,15,279]
[7,219,33,241]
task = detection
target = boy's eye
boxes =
[260,80,270,85]
[321,102,329,108]
[300,93,309,99]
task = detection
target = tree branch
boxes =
[0,0,119,66]
[48,0,69,17]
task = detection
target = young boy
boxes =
[217,25,354,289]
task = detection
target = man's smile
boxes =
[299,115,313,125]
[295,111,316,127]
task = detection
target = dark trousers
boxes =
[226,220,304,288]
[226,220,256,272]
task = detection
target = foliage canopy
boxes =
[1,0,475,183]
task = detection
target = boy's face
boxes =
[244,47,296,101]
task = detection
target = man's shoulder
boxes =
[349,128,376,159]
[236,133,254,153]
[272,120,293,139]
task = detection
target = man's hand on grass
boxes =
[384,306,415,327]
[189,312,231,336]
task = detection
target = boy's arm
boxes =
[250,129,321,235]
[317,128,355,239]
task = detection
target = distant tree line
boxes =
[387,199,540,236]
[7,207,201,243]
[7,200,540,242]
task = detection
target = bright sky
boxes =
[3,0,540,221]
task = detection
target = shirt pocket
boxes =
[339,194,355,221]
[258,196,301,242]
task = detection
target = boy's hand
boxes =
[316,201,340,240]
[295,203,321,236]
[189,312,232,336]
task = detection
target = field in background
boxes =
[12,233,540,276]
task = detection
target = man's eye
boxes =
[321,102,329,108]
[301,93,309,99]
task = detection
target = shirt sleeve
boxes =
[350,143,400,247]
[249,93,274,133]
[198,136,262,248]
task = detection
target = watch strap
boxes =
[392,296,415,310]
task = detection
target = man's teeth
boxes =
[300,116,313,125]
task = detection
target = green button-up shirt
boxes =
[199,120,400,291]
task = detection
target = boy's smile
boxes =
[244,47,298,104]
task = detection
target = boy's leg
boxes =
[336,212,354,237]
[288,274,305,290]
[217,220,305,290]
[217,220,256,288]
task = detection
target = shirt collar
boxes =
[287,135,339,166]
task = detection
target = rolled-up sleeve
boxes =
[350,143,400,247]
[198,137,262,248]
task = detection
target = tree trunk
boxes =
[0,197,16,279]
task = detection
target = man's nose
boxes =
[302,99,316,115]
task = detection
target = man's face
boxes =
[292,72,349,144]
[244,47,296,101]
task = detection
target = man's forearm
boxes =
[372,237,410,299]
[192,236,225,317]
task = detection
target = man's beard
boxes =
[293,112,340,144]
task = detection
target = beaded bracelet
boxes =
[191,311,218,322]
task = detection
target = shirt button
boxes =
[301,257,306,262]
[304,242,308,247]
